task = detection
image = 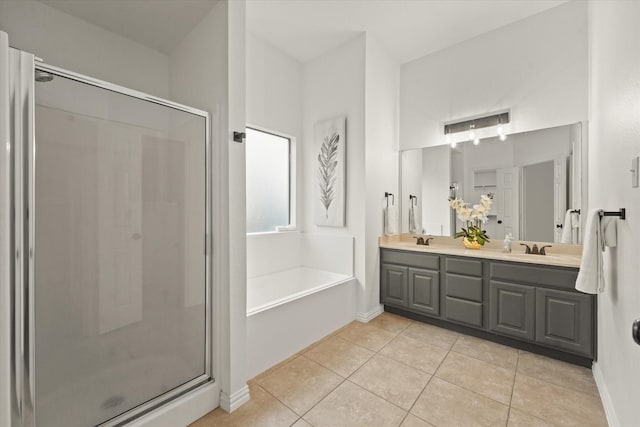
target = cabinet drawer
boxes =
[446,257,483,276]
[490,262,578,290]
[381,250,439,270]
[445,297,483,327]
[445,274,483,302]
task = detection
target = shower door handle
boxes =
[633,319,640,346]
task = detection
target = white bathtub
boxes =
[246,233,355,379]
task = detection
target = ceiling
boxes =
[247,0,568,64]
[39,0,567,63]
[39,0,219,54]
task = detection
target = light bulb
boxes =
[450,140,457,148]
[499,134,507,142]
[473,138,480,146]
[469,130,475,141]
[496,125,504,136]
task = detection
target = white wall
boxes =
[0,0,169,98]
[246,33,303,243]
[400,0,587,150]
[247,33,303,140]
[169,0,248,413]
[364,36,400,318]
[302,34,367,311]
[588,2,640,426]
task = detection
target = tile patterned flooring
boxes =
[190,312,608,427]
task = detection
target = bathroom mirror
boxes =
[400,123,585,244]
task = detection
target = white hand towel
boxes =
[560,210,573,243]
[385,205,399,235]
[575,209,618,294]
[408,204,417,234]
[571,211,580,228]
[601,217,617,248]
[575,210,604,294]
[571,211,580,244]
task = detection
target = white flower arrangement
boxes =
[448,193,494,246]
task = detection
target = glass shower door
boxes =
[31,66,210,426]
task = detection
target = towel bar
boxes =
[600,208,625,220]
[385,192,395,206]
[570,209,581,214]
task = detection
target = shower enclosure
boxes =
[1,34,213,426]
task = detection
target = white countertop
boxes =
[379,234,582,269]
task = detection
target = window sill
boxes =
[246,226,298,236]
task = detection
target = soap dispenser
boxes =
[503,233,514,253]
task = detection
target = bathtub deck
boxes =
[247,266,352,315]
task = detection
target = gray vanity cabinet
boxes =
[381,264,408,306]
[535,288,593,356]
[489,281,536,340]
[380,248,595,362]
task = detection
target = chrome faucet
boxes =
[414,236,434,246]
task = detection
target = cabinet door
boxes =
[490,281,535,341]
[408,268,440,316]
[381,264,408,307]
[535,288,593,357]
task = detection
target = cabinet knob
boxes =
[556,224,563,229]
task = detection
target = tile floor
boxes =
[190,312,608,427]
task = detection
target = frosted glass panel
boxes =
[246,128,290,233]
[34,73,207,426]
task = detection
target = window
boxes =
[246,127,292,233]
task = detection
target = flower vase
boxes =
[462,237,482,250]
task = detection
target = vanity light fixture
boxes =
[496,115,508,141]
[443,111,510,145]
[446,128,457,148]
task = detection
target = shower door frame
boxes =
[9,49,214,427]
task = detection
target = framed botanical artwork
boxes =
[314,116,346,227]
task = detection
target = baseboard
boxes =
[219,384,251,413]
[592,362,619,427]
[356,304,384,323]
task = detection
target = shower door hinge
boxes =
[233,131,245,143]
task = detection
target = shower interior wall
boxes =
[0,0,247,424]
